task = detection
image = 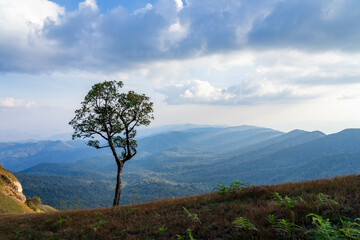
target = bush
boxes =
[213,180,253,194]
[25,196,42,211]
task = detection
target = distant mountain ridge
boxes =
[1,125,360,208]
[0,140,102,172]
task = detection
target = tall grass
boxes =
[0,174,360,239]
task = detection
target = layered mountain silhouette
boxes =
[1,125,360,208]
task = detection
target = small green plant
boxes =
[13,229,20,239]
[284,196,297,209]
[158,224,168,234]
[176,234,185,240]
[213,180,252,194]
[307,214,360,239]
[274,218,301,238]
[91,220,106,231]
[53,216,71,228]
[272,192,296,209]
[338,218,360,239]
[272,192,285,206]
[187,228,195,240]
[213,184,228,194]
[183,207,201,224]
[275,218,300,238]
[232,217,259,231]
[53,217,65,227]
[266,214,276,226]
[317,193,339,208]
[306,213,338,239]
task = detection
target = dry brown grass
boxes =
[1,174,360,239]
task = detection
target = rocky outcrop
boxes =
[0,164,26,202]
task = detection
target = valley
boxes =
[1,125,360,209]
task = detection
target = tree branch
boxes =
[95,145,110,149]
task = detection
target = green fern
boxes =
[275,218,300,237]
[306,213,338,239]
[266,214,276,225]
[232,217,259,231]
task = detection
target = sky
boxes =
[1,0,360,139]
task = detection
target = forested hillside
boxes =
[2,126,360,209]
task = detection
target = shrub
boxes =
[25,196,42,211]
[213,180,252,194]
[232,217,259,231]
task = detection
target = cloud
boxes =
[0,0,64,73]
[157,79,315,105]
[79,0,98,11]
[1,0,360,73]
[248,0,360,51]
[0,97,36,108]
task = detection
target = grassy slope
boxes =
[0,164,33,214]
[0,194,32,214]
[0,164,57,214]
[0,174,359,239]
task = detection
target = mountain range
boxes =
[1,125,360,209]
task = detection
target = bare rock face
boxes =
[0,165,27,202]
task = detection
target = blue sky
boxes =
[1,0,360,140]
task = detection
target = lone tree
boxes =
[69,80,154,206]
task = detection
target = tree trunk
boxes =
[113,161,124,206]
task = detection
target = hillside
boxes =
[0,163,33,213]
[0,174,359,239]
[0,164,57,214]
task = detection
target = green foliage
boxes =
[272,192,285,205]
[272,192,296,209]
[53,216,72,228]
[176,234,185,240]
[338,218,360,239]
[306,214,339,239]
[13,229,20,239]
[69,80,154,155]
[232,217,259,231]
[158,224,168,234]
[274,218,300,237]
[213,184,228,194]
[183,207,200,224]
[284,196,297,209]
[317,193,339,208]
[213,180,252,194]
[186,228,195,240]
[307,214,360,239]
[91,220,106,231]
[25,196,42,211]
[266,214,276,225]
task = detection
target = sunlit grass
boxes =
[0,174,359,239]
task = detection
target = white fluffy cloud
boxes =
[0,0,64,72]
[2,0,360,73]
[157,79,316,105]
[0,97,36,108]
